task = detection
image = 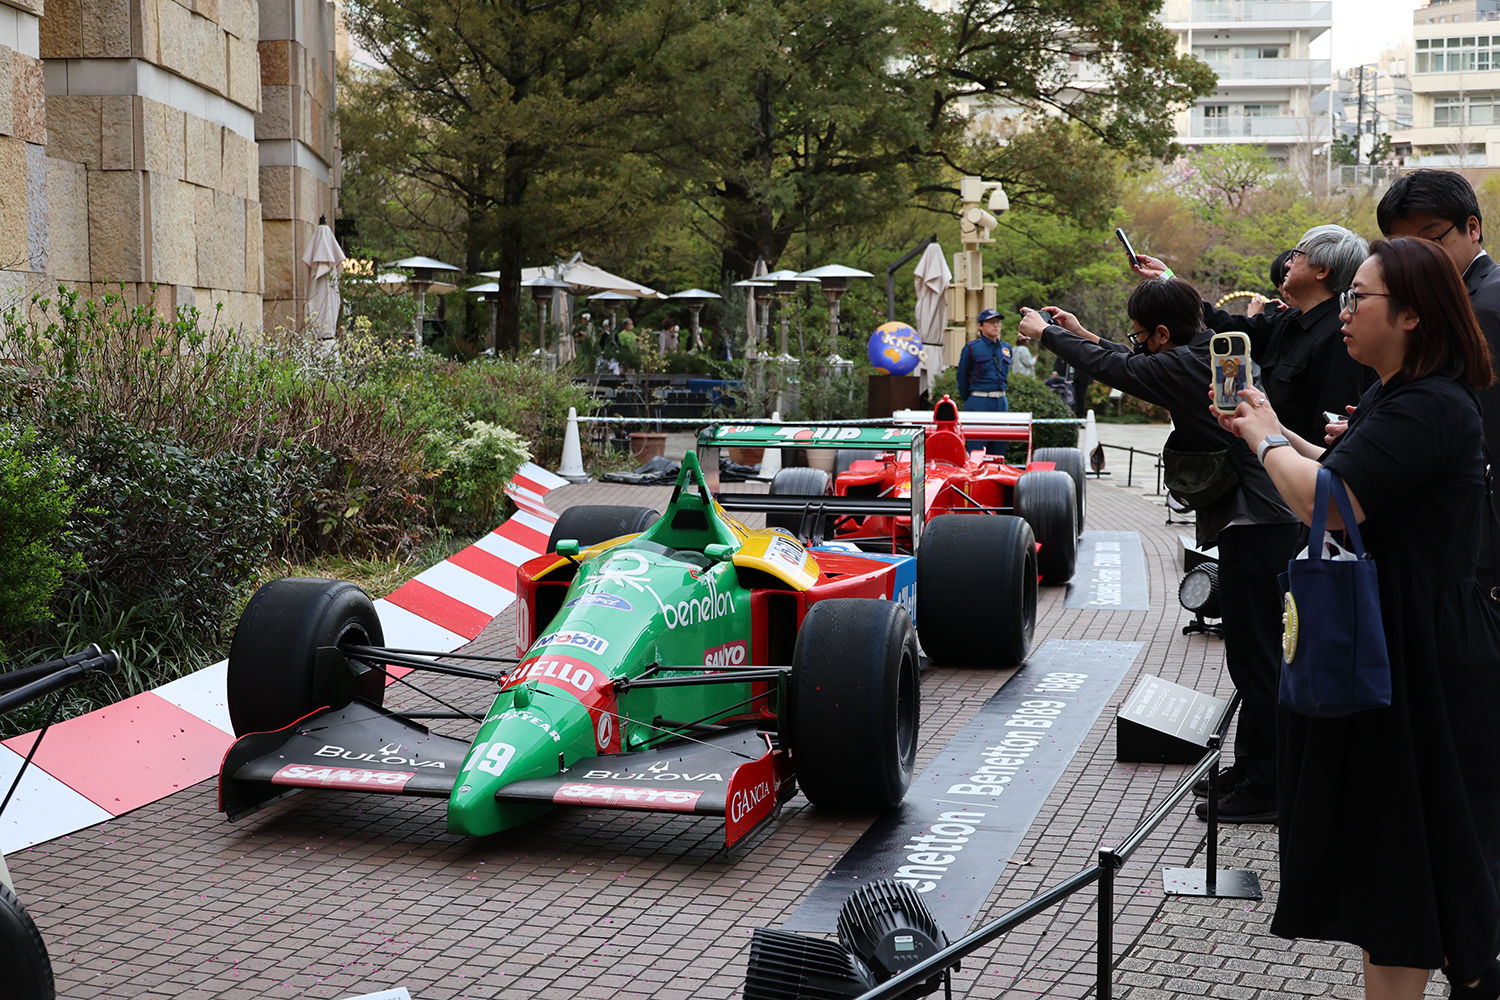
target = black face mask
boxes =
[1129,334,1153,356]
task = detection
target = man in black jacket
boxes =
[1202,225,1374,444]
[1019,279,1301,823]
[1378,170,1500,595]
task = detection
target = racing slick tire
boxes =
[1015,470,1079,585]
[834,449,863,478]
[766,467,833,538]
[546,505,659,552]
[789,599,919,811]
[916,514,1037,666]
[0,882,53,1000]
[1033,446,1086,534]
[227,578,386,737]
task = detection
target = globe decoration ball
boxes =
[867,321,925,376]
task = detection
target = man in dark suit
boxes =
[1019,280,1301,823]
[1196,225,1376,445]
[1379,170,1500,594]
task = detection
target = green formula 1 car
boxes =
[218,452,1031,846]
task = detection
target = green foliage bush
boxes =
[0,431,80,650]
[424,421,533,535]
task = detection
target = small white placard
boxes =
[339,990,412,1000]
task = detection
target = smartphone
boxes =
[1115,228,1139,269]
[1324,410,1348,424]
[1210,334,1253,413]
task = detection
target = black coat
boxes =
[1202,295,1376,445]
[1039,325,1297,546]
[1463,253,1500,579]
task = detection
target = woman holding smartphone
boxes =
[1216,238,1500,1000]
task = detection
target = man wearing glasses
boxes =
[1134,226,1374,445]
[1379,170,1500,595]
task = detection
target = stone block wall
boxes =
[0,0,50,308]
[0,0,337,335]
[257,0,337,333]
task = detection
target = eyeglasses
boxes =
[1428,223,1458,244]
[1287,248,1308,259]
[1340,289,1393,314]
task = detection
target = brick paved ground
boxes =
[8,477,1437,999]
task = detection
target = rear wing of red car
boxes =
[890,408,1035,450]
[696,424,928,551]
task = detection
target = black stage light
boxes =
[746,880,955,1000]
[1178,561,1222,637]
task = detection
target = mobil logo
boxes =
[704,641,748,667]
[535,629,609,656]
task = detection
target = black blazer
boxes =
[1039,325,1297,546]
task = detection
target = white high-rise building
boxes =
[1160,0,1334,157]
[1408,0,1500,167]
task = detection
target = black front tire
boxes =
[1015,470,1079,585]
[227,578,386,736]
[547,505,659,552]
[789,599,920,811]
[917,515,1037,666]
[0,883,54,1000]
[1033,447,1086,533]
[767,467,833,537]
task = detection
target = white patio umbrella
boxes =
[913,242,952,395]
[302,222,346,340]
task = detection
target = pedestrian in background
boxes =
[956,307,1013,454]
[1215,237,1500,1000]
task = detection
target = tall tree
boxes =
[340,0,693,351]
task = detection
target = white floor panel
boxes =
[372,600,467,653]
[414,561,516,617]
[152,661,233,734]
[0,745,113,854]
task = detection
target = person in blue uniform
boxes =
[957,308,1013,454]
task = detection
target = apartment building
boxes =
[1408,0,1500,167]
[1160,0,1334,158]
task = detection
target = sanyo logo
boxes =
[704,641,748,667]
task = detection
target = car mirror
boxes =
[705,543,734,562]
[556,539,580,558]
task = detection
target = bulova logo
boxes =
[272,764,416,790]
[313,744,448,768]
[728,778,773,824]
[534,629,609,655]
[704,641,748,667]
[582,762,725,783]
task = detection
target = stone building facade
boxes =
[0,0,337,334]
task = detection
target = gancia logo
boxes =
[728,778,773,824]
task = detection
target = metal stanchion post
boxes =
[1098,849,1115,1000]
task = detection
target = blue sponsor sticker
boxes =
[564,594,634,612]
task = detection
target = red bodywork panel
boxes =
[832,394,1054,552]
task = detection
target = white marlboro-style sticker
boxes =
[767,536,807,572]
[271,764,417,791]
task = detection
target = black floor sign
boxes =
[783,640,1141,937]
[1064,531,1150,610]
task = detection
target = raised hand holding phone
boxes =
[1211,334,1254,413]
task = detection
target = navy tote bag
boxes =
[1278,467,1392,718]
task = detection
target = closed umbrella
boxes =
[913,242,952,396]
[302,222,346,340]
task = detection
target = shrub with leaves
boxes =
[425,421,532,535]
[0,429,81,651]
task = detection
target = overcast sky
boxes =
[1317,0,1420,69]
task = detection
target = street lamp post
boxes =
[465,282,503,352]
[732,278,775,359]
[668,288,724,352]
[393,256,461,344]
[523,276,571,357]
[798,264,874,358]
[762,270,820,356]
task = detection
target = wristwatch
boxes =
[1257,434,1291,463]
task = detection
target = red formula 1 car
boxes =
[698,396,1084,664]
